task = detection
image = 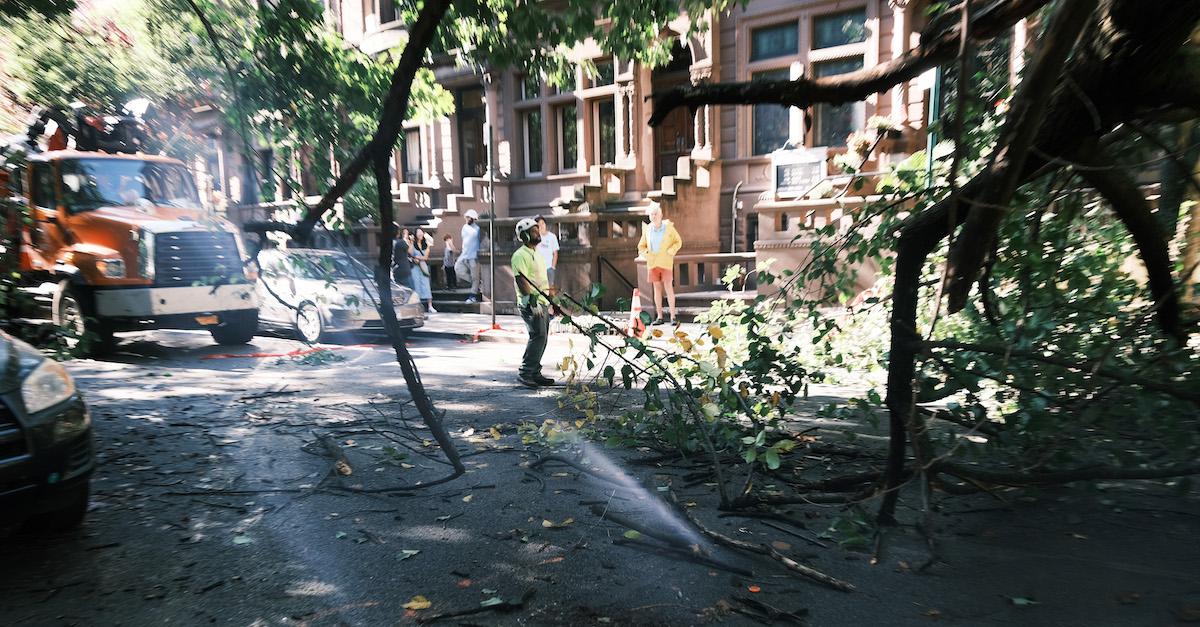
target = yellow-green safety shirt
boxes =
[511,245,549,306]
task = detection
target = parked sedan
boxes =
[256,248,425,343]
[0,331,93,533]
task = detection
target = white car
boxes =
[255,248,424,343]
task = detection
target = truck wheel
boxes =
[210,310,259,345]
[24,483,90,533]
[294,302,325,344]
[52,282,116,356]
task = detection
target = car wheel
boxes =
[295,302,324,344]
[24,483,90,533]
[52,282,115,356]
[210,310,259,345]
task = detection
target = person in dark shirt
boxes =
[392,227,413,289]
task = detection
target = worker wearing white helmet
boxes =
[512,217,555,387]
[455,209,484,303]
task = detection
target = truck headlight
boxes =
[22,359,77,415]
[137,230,155,279]
[97,258,125,278]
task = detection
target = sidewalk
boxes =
[410,311,704,344]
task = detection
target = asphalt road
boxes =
[1,329,1198,626]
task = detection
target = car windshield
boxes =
[289,253,370,281]
[59,158,201,213]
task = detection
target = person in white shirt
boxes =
[455,209,483,303]
[535,216,559,289]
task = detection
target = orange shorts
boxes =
[648,267,673,282]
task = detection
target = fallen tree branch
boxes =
[671,492,856,592]
[932,460,1200,486]
[1075,149,1184,340]
[945,0,1098,312]
[923,340,1200,402]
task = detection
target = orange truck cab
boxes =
[0,150,259,353]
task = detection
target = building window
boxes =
[750,22,799,61]
[523,110,543,175]
[521,75,541,101]
[590,59,615,88]
[558,103,578,171]
[813,56,864,146]
[594,99,616,165]
[401,128,422,183]
[813,8,867,50]
[377,0,399,25]
[457,87,487,177]
[752,69,792,155]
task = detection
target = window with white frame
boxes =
[813,57,864,147]
[744,6,870,154]
[752,68,792,155]
[401,128,422,183]
[750,23,799,61]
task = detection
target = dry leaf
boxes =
[489,427,501,440]
[770,541,791,551]
[457,579,473,588]
[462,494,474,503]
[403,595,431,610]
[335,460,353,476]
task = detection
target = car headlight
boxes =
[97,258,125,278]
[22,359,77,414]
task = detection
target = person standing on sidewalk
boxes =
[455,209,483,303]
[637,202,682,324]
[535,215,559,289]
[441,234,458,289]
[512,217,555,388]
[392,226,413,290]
[411,227,436,313]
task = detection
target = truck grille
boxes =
[154,231,243,286]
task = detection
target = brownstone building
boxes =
[224,1,1028,315]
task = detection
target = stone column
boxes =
[616,82,636,166]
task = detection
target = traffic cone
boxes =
[627,288,646,338]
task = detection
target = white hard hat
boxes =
[515,217,538,243]
[464,209,479,220]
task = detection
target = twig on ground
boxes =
[417,588,536,624]
[587,504,696,549]
[611,536,754,577]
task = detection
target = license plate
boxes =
[195,315,219,326]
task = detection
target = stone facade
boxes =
[217,1,1027,316]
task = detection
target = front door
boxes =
[654,105,694,179]
[456,88,487,178]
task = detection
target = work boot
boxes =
[533,374,555,386]
[518,373,540,388]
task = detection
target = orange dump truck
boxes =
[1,115,259,354]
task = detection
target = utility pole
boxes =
[485,73,497,328]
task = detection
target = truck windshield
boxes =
[59,158,201,213]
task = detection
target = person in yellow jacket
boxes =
[637,202,683,324]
